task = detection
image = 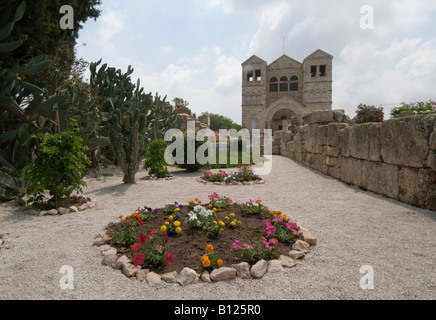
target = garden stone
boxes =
[292,240,310,253]
[57,207,69,215]
[280,255,298,268]
[300,230,317,246]
[45,209,58,215]
[136,269,149,281]
[147,272,162,285]
[177,267,197,286]
[231,262,251,279]
[101,247,118,267]
[200,271,211,283]
[87,201,96,208]
[289,250,306,259]
[99,244,111,252]
[267,260,284,273]
[114,255,131,269]
[210,267,236,282]
[93,237,104,246]
[122,263,141,277]
[161,271,178,283]
[78,203,88,211]
[250,260,267,279]
[69,206,79,212]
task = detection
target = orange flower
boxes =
[282,214,287,221]
[189,200,194,205]
[201,255,209,262]
[206,244,213,253]
[118,215,123,219]
[217,259,223,267]
[201,255,211,268]
[131,213,137,218]
[275,210,282,215]
[195,198,199,201]
[269,211,274,216]
[138,214,143,219]
[198,200,202,204]
[125,215,130,220]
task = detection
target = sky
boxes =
[76,0,436,124]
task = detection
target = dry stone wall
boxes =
[275,111,436,211]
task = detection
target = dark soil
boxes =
[106,202,299,275]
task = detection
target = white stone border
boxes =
[22,197,97,216]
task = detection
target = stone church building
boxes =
[241,49,333,133]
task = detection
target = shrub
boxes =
[143,139,170,178]
[172,132,207,172]
[232,237,278,263]
[353,104,384,123]
[390,100,436,118]
[131,230,173,268]
[22,125,91,207]
[113,214,143,245]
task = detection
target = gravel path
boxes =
[0,156,435,300]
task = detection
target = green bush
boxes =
[172,132,207,172]
[390,101,436,118]
[22,125,91,207]
[143,139,170,178]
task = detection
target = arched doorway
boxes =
[265,96,311,134]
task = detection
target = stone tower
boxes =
[241,49,333,133]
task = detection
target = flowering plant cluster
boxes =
[112,213,144,245]
[164,202,184,216]
[186,205,216,230]
[235,162,260,182]
[208,192,232,208]
[264,217,300,243]
[201,244,223,270]
[188,198,202,209]
[240,199,264,215]
[160,212,182,235]
[130,230,173,268]
[223,212,242,229]
[135,206,159,220]
[203,170,236,184]
[390,100,436,118]
[232,237,277,263]
[353,104,384,123]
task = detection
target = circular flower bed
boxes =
[198,163,264,185]
[96,192,316,283]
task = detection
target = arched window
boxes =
[269,77,278,92]
[290,76,298,91]
[279,76,288,92]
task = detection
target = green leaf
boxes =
[26,60,52,75]
[86,137,110,149]
[41,95,65,106]
[14,1,27,22]
[0,171,17,189]
[0,129,17,145]
[0,39,23,53]
[21,81,43,92]
[0,155,17,175]
[0,22,14,41]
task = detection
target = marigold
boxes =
[230,213,235,218]
[165,221,169,225]
[218,221,225,227]
[174,208,180,212]
[195,198,199,201]
[282,214,287,221]
[175,227,182,234]
[138,214,143,219]
[269,211,274,216]
[206,244,213,253]
[201,255,209,262]
[173,221,181,227]
[230,221,236,226]
[160,225,167,232]
[202,258,211,268]
[125,215,130,220]
[168,215,174,222]
[118,215,123,219]
[217,259,223,267]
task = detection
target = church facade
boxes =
[241,49,333,133]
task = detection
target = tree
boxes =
[200,112,243,131]
[3,0,101,66]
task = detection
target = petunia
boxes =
[133,252,145,266]
[137,233,147,244]
[232,240,241,250]
[164,253,173,265]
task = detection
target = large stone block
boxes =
[349,123,381,161]
[339,126,351,157]
[314,125,329,154]
[340,157,354,184]
[363,161,399,199]
[380,115,436,168]
[327,123,348,147]
[308,111,334,124]
[398,167,436,211]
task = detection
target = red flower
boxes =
[133,252,146,266]
[130,242,141,254]
[137,233,147,244]
[164,253,173,265]
[164,232,168,243]
[137,219,143,227]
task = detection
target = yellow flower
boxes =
[160,225,167,232]
[175,227,182,234]
[217,259,223,267]
[174,208,180,212]
[212,207,217,212]
[238,221,242,225]
[208,204,212,207]
[218,221,225,227]
[213,220,217,224]
[168,215,174,222]
[225,216,229,220]
[230,221,236,226]
[173,221,181,227]
[229,213,235,218]
[206,244,213,253]
[165,221,170,225]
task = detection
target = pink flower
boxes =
[272,216,283,223]
[133,252,145,266]
[155,245,163,252]
[164,253,173,265]
[232,240,242,251]
[243,243,254,250]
